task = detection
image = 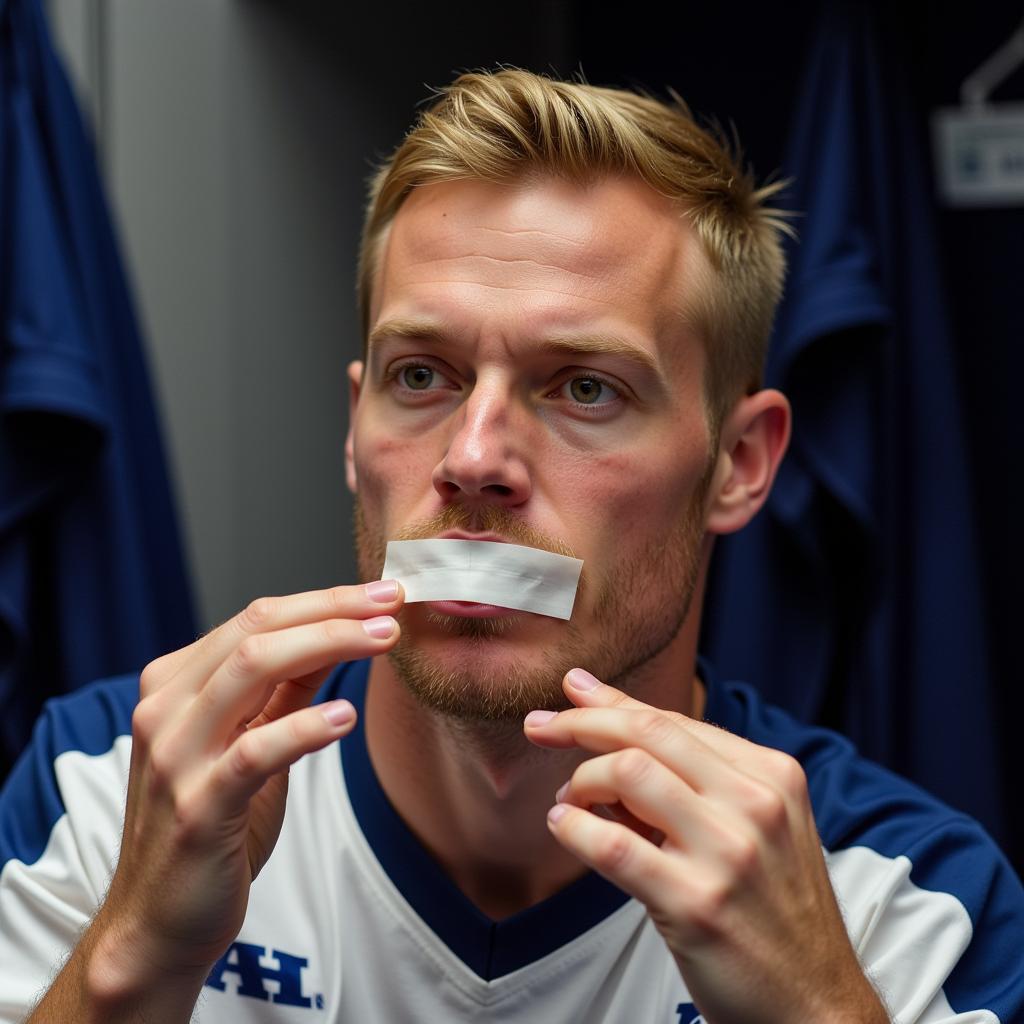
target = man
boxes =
[1,69,1021,1023]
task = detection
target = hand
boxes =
[91,582,403,996]
[524,669,888,1024]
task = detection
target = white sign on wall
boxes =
[932,104,1024,207]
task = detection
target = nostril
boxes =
[431,444,530,504]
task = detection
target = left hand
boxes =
[523,669,888,1024]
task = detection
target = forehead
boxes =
[372,175,706,356]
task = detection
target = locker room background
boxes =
[7,0,1021,874]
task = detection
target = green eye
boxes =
[401,366,435,390]
[569,377,605,404]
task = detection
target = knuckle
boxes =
[663,709,689,728]
[611,748,652,789]
[651,887,693,938]
[688,878,730,936]
[768,750,808,798]
[323,586,352,615]
[168,787,210,847]
[286,711,314,749]
[744,780,788,832]
[231,634,272,678]
[239,596,278,632]
[131,696,161,743]
[722,832,760,878]
[146,736,179,788]
[321,617,351,644]
[139,657,170,697]
[634,709,674,745]
[593,829,633,874]
[230,732,263,778]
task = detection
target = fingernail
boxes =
[366,580,399,602]
[548,804,570,824]
[554,781,569,803]
[567,668,601,691]
[524,709,558,727]
[322,699,355,727]
[363,615,396,639]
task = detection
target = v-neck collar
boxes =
[326,659,631,981]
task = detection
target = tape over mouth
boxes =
[381,539,583,620]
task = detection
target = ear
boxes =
[705,388,791,536]
[345,360,364,494]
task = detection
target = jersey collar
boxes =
[329,658,630,981]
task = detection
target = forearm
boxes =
[26,916,209,1024]
[818,973,890,1024]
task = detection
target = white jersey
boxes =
[1,659,1022,1023]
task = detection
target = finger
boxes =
[246,668,335,730]
[546,803,691,918]
[156,582,404,699]
[593,801,664,846]
[212,699,358,812]
[183,615,399,752]
[561,667,752,763]
[554,675,813,828]
[138,636,208,699]
[525,706,722,793]
[560,749,701,844]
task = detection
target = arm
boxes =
[525,669,888,1024]
[19,581,403,1023]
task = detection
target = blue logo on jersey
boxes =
[675,1005,704,1023]
[206,941,314,1007]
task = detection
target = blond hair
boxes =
[358,69,789,439]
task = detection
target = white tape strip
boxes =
[381,539,583,620]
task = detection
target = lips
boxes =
[435,531,512,544]
[426,599,520,618]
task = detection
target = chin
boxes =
[387,619,579,722]
[405,601,564,640]
[423,611,523,640]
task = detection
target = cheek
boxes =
[354,423,433,514]
[559,442,705,546]
[552,451,637,544]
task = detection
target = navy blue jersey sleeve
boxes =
[0,673,138,872]
[0,675,137,1022]
[705,673,1024,1021]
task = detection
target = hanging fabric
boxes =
[701,1,1003,844]
[0,0,196,776]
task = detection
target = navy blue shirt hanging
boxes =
[0,0,196,775]
[701,2,1002,844]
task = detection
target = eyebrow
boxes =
[367,317,455,350]
[368,318,666,385]
[537,334,662,380]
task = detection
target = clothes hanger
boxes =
[932,14,1024,207]
[961,14,1024,109]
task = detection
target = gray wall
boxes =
[46,0,572,630]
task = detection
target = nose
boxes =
[431,378,532,507]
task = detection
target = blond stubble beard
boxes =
[354,487,709,723]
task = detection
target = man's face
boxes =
[348,174,716,720]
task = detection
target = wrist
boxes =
[817,980,890,1024]
[83,913,211,1020]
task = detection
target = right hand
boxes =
[90,581,403,991]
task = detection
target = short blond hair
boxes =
[358,69,789,439]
